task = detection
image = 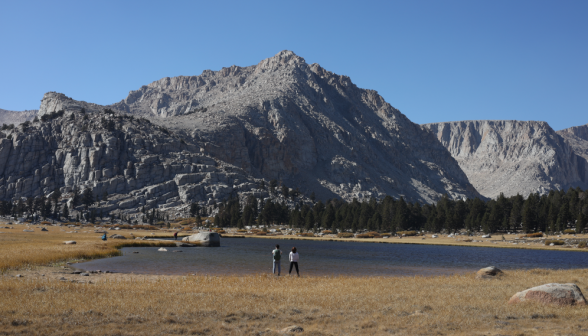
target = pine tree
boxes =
[81,187,94,209]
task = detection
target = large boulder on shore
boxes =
[182,232,220,247]
[476,266,503,279]
[508,283,586,306]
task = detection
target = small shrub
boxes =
[255,232,267,236]
[337,232,354,238]
[322,230,333,234]
[563,229,576,234]
[297,232,315,237]
[356,233,374,239]
[578,241,587,248]
[381,233,392,237]
[545,240,565,246]
[237,229,247,233]
[521,232,543,238]
[397,231,418,236]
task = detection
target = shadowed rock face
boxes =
[102,50,478,203]
[0,109,38,126]
[558,124,588,163]
[423,120,588,199]
[0,110,276,217]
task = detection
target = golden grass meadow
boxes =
[1,224,588,335]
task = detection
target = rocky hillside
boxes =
[0,109,282,218]
[0,109,38,126]
[558,124,588,162]
[97,50,477,203]
[423,120,588,198]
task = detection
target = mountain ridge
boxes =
[423,120,588,198]
[27,50,480,205]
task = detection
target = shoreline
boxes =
[222,233,588,253]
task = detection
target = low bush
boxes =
[545,240,565,246]
[356,233,374,238]
[322,230,333,234]
[578,241,587,248]
[381,233,392,237]
[521,232,543,238]
[40,221,51,225]
[297,232,315,237]
[337,232,354,238]
[255,232,267,236]
[237,229,247,233]
[563,229,576,234]
[397,231,418,236]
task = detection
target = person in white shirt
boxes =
[288,247,300,276]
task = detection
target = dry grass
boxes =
[1,269,588,335]
[2,222,588,335]
[0,224,175,273]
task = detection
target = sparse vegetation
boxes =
[545,239,565,246]
[521,232,544,238]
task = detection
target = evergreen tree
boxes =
[522,193,538,233]
[81,187,94,209]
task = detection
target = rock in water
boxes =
[182,232,220,247]
[475,266,503,279]
[508,283,586,306]
[158,248,168,252]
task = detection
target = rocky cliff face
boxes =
[0,110,277,217]
[558,124,588,162]
[423,120,588,198]
[0,109,38,126]
[102,50,478,203]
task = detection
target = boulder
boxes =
[63,241,77,245]
[475,266,503,279]
[508,283,586,306]
[109,234,126,239]
[23,229,34,232]
[41,228,48,231]
[280,325,304,333]
[181,232,220,247]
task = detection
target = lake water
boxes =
[75,237,588,277]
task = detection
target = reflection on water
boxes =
[76,237,588,277]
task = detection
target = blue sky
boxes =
[1,0,586,130]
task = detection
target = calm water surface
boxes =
[76,237,588,277]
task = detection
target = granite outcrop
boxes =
[423,120,588,198]
[0,109,38,126]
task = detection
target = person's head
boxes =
[292,247,297,253]
[275,244,280,249]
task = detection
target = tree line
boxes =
[214,187,588,234]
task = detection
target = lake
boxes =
[75,237,588,277]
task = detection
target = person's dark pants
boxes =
[289,262,299,276]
